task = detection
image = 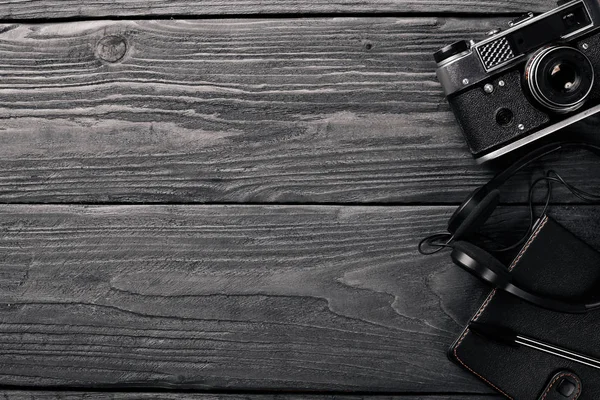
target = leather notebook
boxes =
[450,214,600,400]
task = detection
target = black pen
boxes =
[469,322,600,371]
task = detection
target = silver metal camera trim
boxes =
[435,0,597,97]
[473,0,594,73]
[476,103,600,164]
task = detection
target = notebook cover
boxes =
[450,215,600,400]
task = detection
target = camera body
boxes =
[435,0,600,163]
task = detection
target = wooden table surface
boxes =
[1,1,600,399]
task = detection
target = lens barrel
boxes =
[526,46,594,113]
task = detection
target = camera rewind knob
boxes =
[434,40,471,64]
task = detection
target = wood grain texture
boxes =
[1,204,598,391]
[1,18,599,204]
[0,392,501,400]
[0,0,558,20]
[0,204,494,392]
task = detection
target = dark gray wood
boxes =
[0,392,501,400]
[1,3,598,397]
[0,18,598,204]
[0,204,485,392]
[0,0,557,19]
[1,204,597,391]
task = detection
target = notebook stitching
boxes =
[540,372,581,400]
[508,216,549,272]
[453,215,549,400]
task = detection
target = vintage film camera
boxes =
[435,0,600,163]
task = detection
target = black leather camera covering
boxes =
[450,215,600,400]
[448,70,550,157]
[577,34,600,101]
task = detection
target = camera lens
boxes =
[548,62,579,93]
[525,46,594,113]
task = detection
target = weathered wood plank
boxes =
[0,0,558,20]
[0,204,597,391]
[0,18,598,204]
[0,204,485,392]
[0,392,501,400]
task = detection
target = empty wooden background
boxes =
[1,0,599,399]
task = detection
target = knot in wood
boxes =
[96,35,128,63]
